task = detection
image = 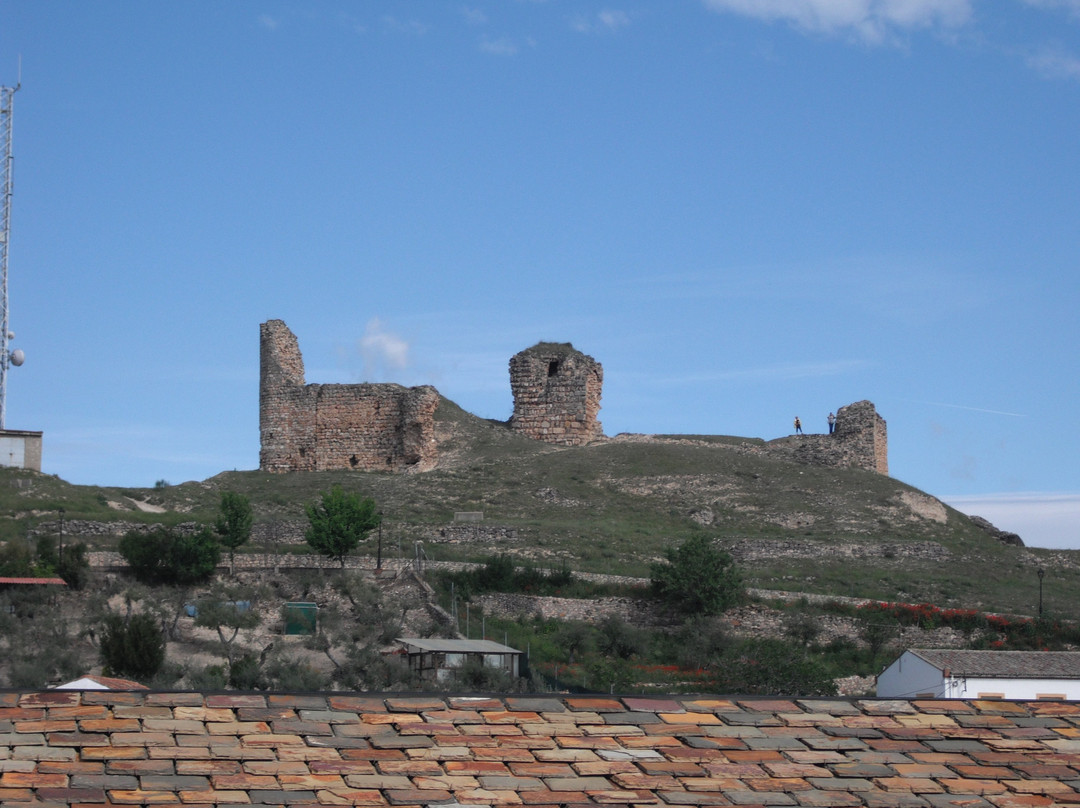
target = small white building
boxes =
[396,638,522,682]
[877,649,1080,700]
[0,429,42,471]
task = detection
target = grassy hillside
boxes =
[1,396,1076,616]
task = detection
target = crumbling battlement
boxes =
[770,399,888,475]
[259,320,438,473]
[509,342,604,446]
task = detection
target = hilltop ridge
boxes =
[4,392,1073,615]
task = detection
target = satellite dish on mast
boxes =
[9,349,23,367]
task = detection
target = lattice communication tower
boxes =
[0,82,23,430]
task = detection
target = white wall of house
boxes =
[943,676,1080,700]
[877,652,946,698]
[878,650,1080,700]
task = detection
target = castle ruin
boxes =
[508,342,604,446]
[259,320,887,476]
[259,320,439,473]
[783,400,888,475]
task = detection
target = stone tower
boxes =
[782,399,889,475]
[259,320,439,473]
[834,399,888,475]
[508,342,603,446]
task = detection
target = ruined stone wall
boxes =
[773,399,889,475]
[834,399,888,475]
[508,342,603,446]
[259,320,439,473]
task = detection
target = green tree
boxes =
[119,526,220,585]
[35,535,58,572]
[214,491,253,576]
[0,542,33,577]
[99,612,166,681]
[650,534,743,615]
[194,584,261,671]
[56,543,90,590]
[718,638,838,697]
[555,621,593,665]
[304,487,380,567]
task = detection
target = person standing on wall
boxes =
[794,416,802,435]
[827,412,836,434]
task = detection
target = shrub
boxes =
[119,527,220,585]
[100,613,166,681]
[719,638,838,697]
[651,534,743,615]
[0,542,33,576]
[56,543,90,590]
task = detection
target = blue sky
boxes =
[1,1,1078,548]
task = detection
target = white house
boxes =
[877,649,1080,700]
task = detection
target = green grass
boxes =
[2,395,1077,615]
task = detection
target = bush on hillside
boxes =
[118,526,220,586]
[99,612,166,681]
[650,534,743,615]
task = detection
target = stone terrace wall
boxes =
[508,342,603,446]
[259,320,438,473]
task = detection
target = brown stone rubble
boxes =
[3,690,1080,806]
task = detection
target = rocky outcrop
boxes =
[969,514,1025,547]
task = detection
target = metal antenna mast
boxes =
[0,80,22,430]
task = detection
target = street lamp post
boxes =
[376,512,383,571]
[1038,568,1045,617]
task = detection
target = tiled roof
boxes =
[54,675,150,691]
[0,577,67,586]
[2,690,1080,806]
[397,638,522,654]
[910,649,1080,679]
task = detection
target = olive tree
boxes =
[119,526,220,585]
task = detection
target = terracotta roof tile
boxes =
[3,692,1080,806]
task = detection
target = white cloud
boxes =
[1027,47,1080,79]
[461,6,488,26]
[1020,0,1080,17]
[258,15,280,31]
[701,0,973,44]
[359,318,410,377]
[944,492,1080,549]
[598,9,632,30]
[382,16,429,36]
[480,36,520,56]
[571,9,632,34]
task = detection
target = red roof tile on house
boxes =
[0,576,67,585]
[0,690,1078,806]
[54,674,149,691]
